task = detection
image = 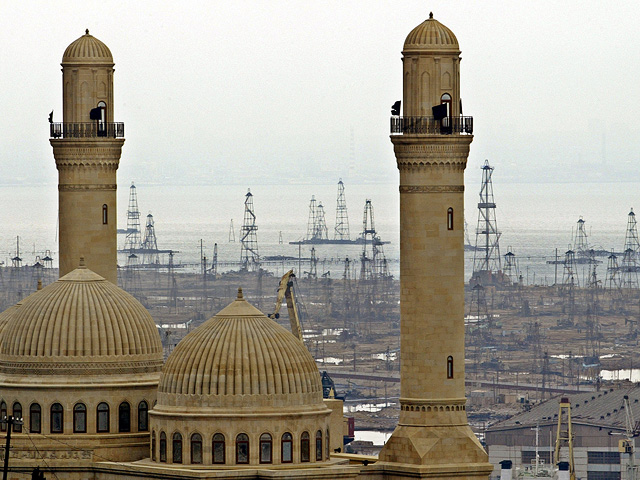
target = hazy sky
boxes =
[2,1,640,186]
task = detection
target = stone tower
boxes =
[50,30,124,284]
[375,14,492,479]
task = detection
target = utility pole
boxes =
[2,415,23,480]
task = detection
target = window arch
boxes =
[30,404,41,433]
[441,93,452,115]
[236,433,249,464]
[97,402,110,432]
[118,402,130,432]
[138,401,148,432]
[0,401,6,432]
[172,432,183,464]
[159,432,167,462]
[281,433,293,463]
[259,433,272,464]
[300,431,310,462]
[12,403,22,432]
[50,403,63,433]
[102,204,108,225]
[447,207,454,230]
[316,430,323,461]
[73,403,86,433]
[212,433,225,464]
[447,355,454,379]
[191,433,202,464]
[151,431,156,461]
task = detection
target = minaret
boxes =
[50,30,124,284]
[376,14,492,479]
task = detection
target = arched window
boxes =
[151,431,156,461]
[447,355,454,379]
[12,403,22,432]
[97,402,110,432]
[236,433,249,464]
[447,207,454,230]
[159,432,167,462]
[300,431,310,462]
[118,402,130,432]
[50,403,63,433]
[212,433,225,464]
[259,433,272,464]
[138,401,148,432]
[316,430,323,461]
[102,204,108,225]
[30,404,41,433]
[73,403,86,433]
[326,428,330,459]
[441,93,452,116]
[191,433,202,464]
[281,433,293,463]
[0,401,6,432]
[172,432,183,463]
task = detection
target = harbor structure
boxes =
[376,12,491,479]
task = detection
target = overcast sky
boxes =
[2,1,640,186]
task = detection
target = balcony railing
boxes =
[390,116,473,135]
[50,122,125,139]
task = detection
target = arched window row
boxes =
[152,429,329,465]
[0,399,150,435]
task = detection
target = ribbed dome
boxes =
[0,265,163,376]
[158,289,323,408]
[0,303,20,339]
[62,30,113,64]
[404,13,459,52]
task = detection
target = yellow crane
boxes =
[268,270,303,342]
[554,397,575,480]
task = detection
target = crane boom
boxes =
[269,270,303,342]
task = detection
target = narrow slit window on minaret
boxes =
[102,204,108,224]
[447,356,454,378]
[447,207,454,230]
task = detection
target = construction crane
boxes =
[620,394,639,480]
[268,270,303,342]
[554,397,575,480]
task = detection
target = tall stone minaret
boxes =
[376,14,492,479]
[50,30,124,284]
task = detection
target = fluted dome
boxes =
[62,30,113,64]
[0,265,163,377]
[158,289,323,409]
[0,303,20,339]
[404,13,459,52]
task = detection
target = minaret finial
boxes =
[237,287,244,299]
[429,12,433,19]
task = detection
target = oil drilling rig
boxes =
[240,189,260,271]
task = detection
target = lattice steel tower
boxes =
[573,217,589,255]
[141,213,159,265]
[315,203,329,241]
[472,160,502,283]
[334,179,350,240]
[621,209,640,289]
[305,196,319,241]
[124,182,141,252]
[240,189,259,271]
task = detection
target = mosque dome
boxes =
[62,30,113,64]
[404,13,459,52]
[0,264,163,378]
[0,303,20,339]
[158,288,323,408]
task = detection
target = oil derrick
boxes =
[123,252,142,300]
[471,160,503,286]
[573,217,589,256]
[124,182,142,252]
[525,321,543,373]
[42,250,54,285]
[31,256,45,288]
[228,219,235,242]
[211,243,218,276]
[342,257,353,324]
[620,209,640,290]
[9,236,24,304]
[306,247,318,279]
[240,189,259,271]
[468,283,492,335]
[167,251,178,313]
[305,196,319,240]
[560,249,578,327]
[141,213,159,265]
[501,248,518,308]
[606,252,624,312]
[315,203,329,240]
[359,199,388,281]
[585,250,601,369]
[334,179,350,241]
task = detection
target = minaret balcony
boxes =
[390,116,473,135]
[50,122,125,139]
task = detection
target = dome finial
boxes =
[37,279,43,291]
[237,287,244,299]
[79,256,86,268]
[85,28,89,35]
[429,12,433,19]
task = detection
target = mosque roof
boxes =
[0,264,163,378]
[404,13,460,53]
[62,30,113,64]
[158,288,324,409]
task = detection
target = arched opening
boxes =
[29,404,41,433]
[212,433,226,464]
[102,204,108,225]
[97,402,109,432]
[159,432,167,462]
[447,355,454,379]
[50,403,63,433]
[316,430,323,461]
[326,429,330,460]
[151,431,156,461]
[236,433,249,464]
[441,93,452,132]
[300,432,310,462]
[172,432,183,464]
[441,93,452,116]
[0,401,6,432]
[118,402,130,432]
[191,433,202,464]
[281,433,293,463]
[73,403,86,433]
[138,401,148,431]
[12,403,22,432]
[96,101,106,136]
[259,433,272,464]
[447,207,454,230]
